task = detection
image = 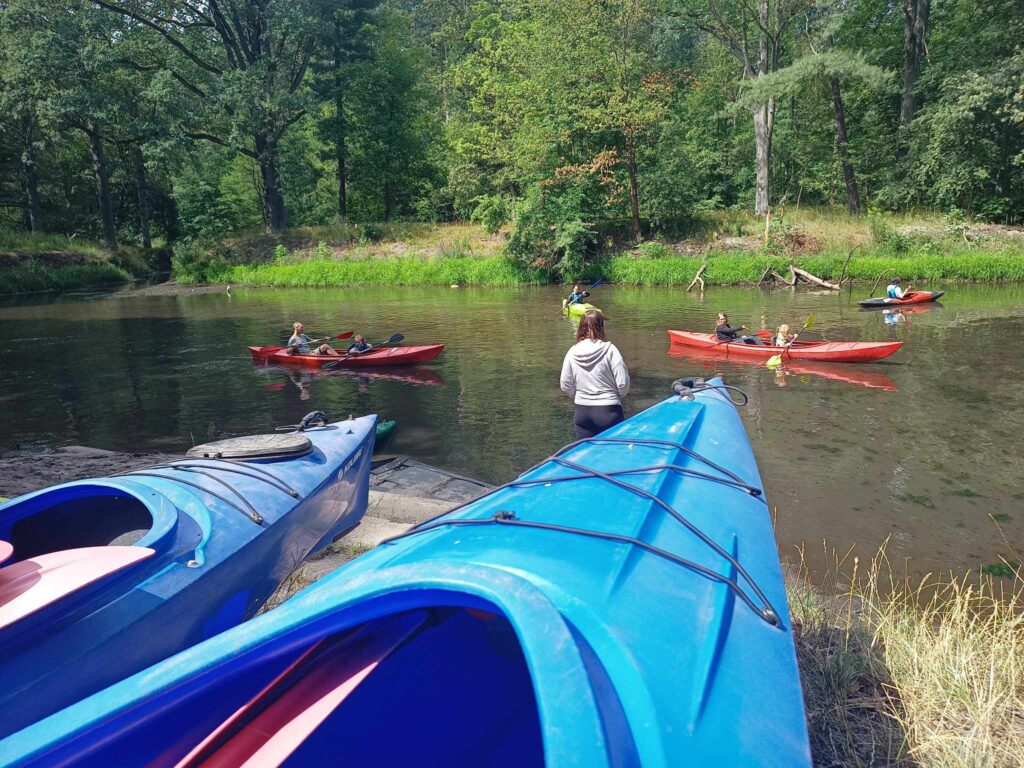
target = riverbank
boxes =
[169,210,1024,288]
[0,232,155,294]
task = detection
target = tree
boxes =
[671,0,808,215]
[900,0,930,127]
[90,0,336,233]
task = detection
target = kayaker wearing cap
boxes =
[716,312,763,345]
[287,322,339,356]
[347,335,373,354]
[886,277,912,300]
[560,310,630,440]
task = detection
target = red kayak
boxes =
[857,290,944,307]
[249,344,444,368]
[667,330,902,363]
[668,346,898,391]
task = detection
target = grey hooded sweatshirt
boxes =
[560,339,630,406]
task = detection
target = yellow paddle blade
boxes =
[803,314,815,329]
[766,354,783,368]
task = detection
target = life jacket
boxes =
[886,284,900,298]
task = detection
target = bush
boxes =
[507,183,597,279]
[470,194,510,234]
[868,210,910,255]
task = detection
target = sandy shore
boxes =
[105,281,231,298]
[0,446,181,498]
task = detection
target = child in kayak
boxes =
[288,322,339,355]
[774,324,797,346]
[716,313,762,344]
[560,310,630,440]
[886,277,913,300]
[347,335,373,354]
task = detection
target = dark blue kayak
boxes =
[0,381,809,767]
[0,414,375,739]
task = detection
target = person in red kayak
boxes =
[347,335,373,354]
[886,277,913,300]
[716,312,763,345]
[560,310,630,440]
[287,322,339,356]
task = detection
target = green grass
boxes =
[0,260,132,294]
[177,253,550,287]
[0,231,110,259]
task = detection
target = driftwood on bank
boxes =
[790,264,840,291]
[758,266,796,286]
[687,260,707,292]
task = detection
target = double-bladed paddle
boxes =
[766,314,815,368]
[323,333,405,369]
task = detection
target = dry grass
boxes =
[790,543,1024,767]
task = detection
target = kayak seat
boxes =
[0,545,155,632]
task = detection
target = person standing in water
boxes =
[560,310,630,440]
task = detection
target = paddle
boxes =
[559,278,603,314]
[323,333,405,369]
[766,314,815,368]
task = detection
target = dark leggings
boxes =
[573,404,625,440]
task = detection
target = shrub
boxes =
[470,194,510,235]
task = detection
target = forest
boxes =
[0,0,1022,279]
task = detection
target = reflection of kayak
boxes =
[3,379,811,767]
[669,346,898,391]
[561,301,601,318]
[249,344,444,367]
[255,362,445,388]
[859,303,940,315]
[857,290,944,307]
[668,330,903,363]
[0,415,376,738]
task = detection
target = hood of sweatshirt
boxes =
[569,339,614,371]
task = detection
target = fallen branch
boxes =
[687,260,707,292]
[838,245,861,287]
[791,264,840,291]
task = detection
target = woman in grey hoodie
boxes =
[560,310,631,439]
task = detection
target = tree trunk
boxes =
[625,143,642,241]
[336,91,347,219]
[831,76,861,215]
[753,103,773,216]
[133,145,152,251]
[85,122,117,250]
[255,134,286,233]
[900,0,931,127]
[21,144,42,234]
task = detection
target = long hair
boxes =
[576,310,606,342]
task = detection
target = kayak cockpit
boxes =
[63,607,546,768]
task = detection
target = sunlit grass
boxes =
[790,543,1024,767]
[0,231,110,259]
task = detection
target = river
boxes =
[2,283,1022,578]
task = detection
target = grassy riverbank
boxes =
[790,546,1024,766]
[0,232,145,293]
[172,209,1024,288]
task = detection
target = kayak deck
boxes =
[667,330,903,362]
[249,344,444,367]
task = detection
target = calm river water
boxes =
[2,283,1022,578]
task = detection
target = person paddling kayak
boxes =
[716,313,763,345]
[886,277,913,300]
[774,324,797,346]
[560,310,630,440]
[566,283,589,306]
[347,335,373,354]
[288,322,340,356]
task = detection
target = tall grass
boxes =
[790,544,1024,767]
[179,254,550,287]
[0,231,111,259]
[0,261,131,293]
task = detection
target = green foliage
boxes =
[470,195,510,234]
[0,260,130,293]
[506,183,597,279]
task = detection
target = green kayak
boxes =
[376,419,397,442]
[562,302,601,318]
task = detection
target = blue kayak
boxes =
[0,380,809,767]
[0,414,375,739]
